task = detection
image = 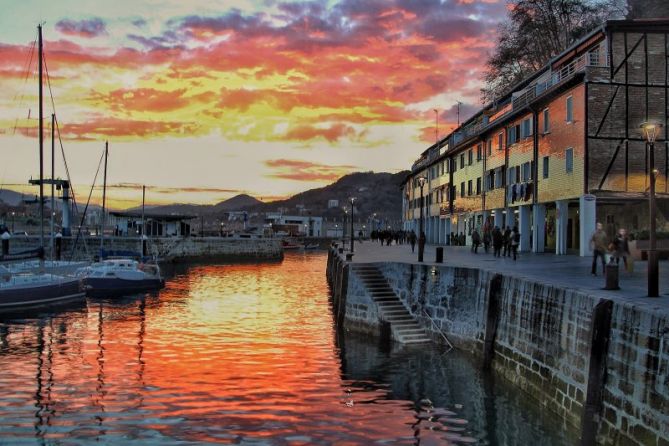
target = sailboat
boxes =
[76,155,165,298]
[0,25,86,312]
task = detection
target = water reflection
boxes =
[0,252,576,445]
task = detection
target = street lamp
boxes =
[641,121,663,297]
[11,211,15,234]
[349,197,356,253]
[417,176,427,262]
[343,207,348,250]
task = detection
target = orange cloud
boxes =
[265,159,356,182]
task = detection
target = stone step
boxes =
[400,338,433,345]
[385,315,415,322]
[397,333,432,341]
[395,328,427,335]
[373,297,399,303]
[377,302,404,309]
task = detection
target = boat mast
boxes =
[50,113,55,260]
[38,24,44,251]
[100,141,108,251]
[141,184,145,239]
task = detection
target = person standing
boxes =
[613,228,630,270]
[492,226,503,257]
[503,227,512,257]
[409,231,417,253]
[471,229,481,254]
[510,226,520,260]
[483,228,491,254]
[590,222,608,276]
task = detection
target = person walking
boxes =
[483,229,491,254]
[510,226,520,260]
[613,228,630,270]
[409,231,417,253]
[492,226,503,257]
[471,229,481,254]
[590,222,608,276]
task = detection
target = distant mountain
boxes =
[0,189,26,206]
[213,194,262,212]
[251,171,409,221]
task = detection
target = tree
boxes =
[482,0,619,103]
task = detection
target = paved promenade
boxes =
[343,240,669,314]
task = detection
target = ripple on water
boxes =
[0,252,576,445]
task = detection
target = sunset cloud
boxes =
[55,18,107,38]
[265,159,356,182]
[0,0,505,206]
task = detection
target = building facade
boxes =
[403,20,669,255]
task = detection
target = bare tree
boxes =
[482,0,620,103]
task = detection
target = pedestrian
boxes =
[483,229,491,254]
[613,228,630,270]
[510,226,520,260]
[492,226,503,257]
[503,227,512,257]
[471,229,481,253]
[409,231,417,253]
[590,222,608,276]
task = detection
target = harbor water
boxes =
[0,252,577,445]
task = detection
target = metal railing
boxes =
[422,308,454,352]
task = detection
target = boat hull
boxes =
[84,277,165,298]
[0,279,85,312]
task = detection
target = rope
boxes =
[12,39,37,135]
[69,147,106,260]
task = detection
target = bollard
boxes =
[345,253,354,262]
[55,233,62,260]
[435,246,444,263]
[142,235,148,257]
[1,232,9,256]
[604,262,620,290]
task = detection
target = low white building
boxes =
[265,214,322,237]
[327,199,339,208]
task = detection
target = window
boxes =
[468,149,473,165]
[487,139,492,156]
[507,126,516,145]
[476,177,481,195]
[566,96,573,123]
[494,167,503,188]
[476,144,482,161]
[521,117,533,138]
[543,108,550,133]
[543,156,549,178]
[460,182,465,198]
[487,170,495,190]
[498,132,504,150]
[467,180,473,196]
[507,166,515,184]
[522,162,531,181]
[451,158,457,173]
[566,148,574,172]
[460,154,465,169]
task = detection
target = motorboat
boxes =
[0,265,85,312]
[303,242,320,250]
[282,240,301,250]
[76,259,165,298]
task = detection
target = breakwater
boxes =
[5,236,283,262]
[326,248,669,446]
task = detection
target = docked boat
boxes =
[282,240,301,250]
[303,242,320,250]
[0,265,85,312]
[76,259,165,298]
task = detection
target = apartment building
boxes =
[402,20,669,256]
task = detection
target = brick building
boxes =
[403,20,669,256]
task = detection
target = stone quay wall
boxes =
[4,236,283,262]
[326,248,669,446]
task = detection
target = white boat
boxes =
[76,259,165,298]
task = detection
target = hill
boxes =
[252,171,408,222]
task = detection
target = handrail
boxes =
[422,308,454,352]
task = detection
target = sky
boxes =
[0,0,505,209]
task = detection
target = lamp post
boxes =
[417,176,427,262]
[11,211,15,234]
[641,122,662,297]
[349,197,356,253]
[343,207,348,250]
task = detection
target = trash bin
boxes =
[604,262,620,290]
[435,246,443,263]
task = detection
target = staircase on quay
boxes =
[351,264,432,345]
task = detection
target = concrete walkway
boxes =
[343,240,669,314]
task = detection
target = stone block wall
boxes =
[332,258,669,445]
